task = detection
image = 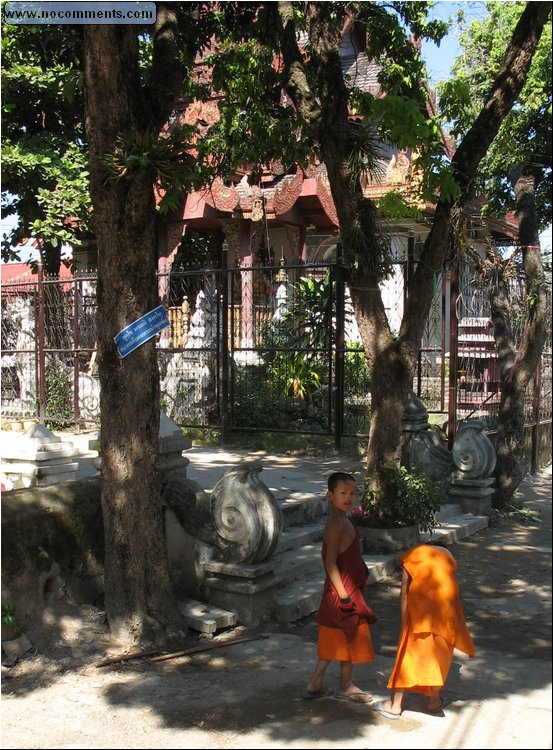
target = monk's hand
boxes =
[338,596,356,613]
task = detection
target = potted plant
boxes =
[351,464,443,553]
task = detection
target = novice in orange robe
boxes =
[373,543,475,719]
[305,472,377,702]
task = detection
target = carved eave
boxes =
[182,190,226,222]
[315,174,339,227]
[273,166,304,216]
[202,177,240,212]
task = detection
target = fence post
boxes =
[441,271,447,413]
[36,258,46,423]
[221,241,230,442]
[334,246,345,451]
[531,365,541,474]
[73,276,81,421]
[447,260,459,450]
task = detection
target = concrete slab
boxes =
[177,598,237,634]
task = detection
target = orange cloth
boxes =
[387,544,475,694]
[318,622,375,664]
[316,529,377,642]
[388,626,454,694]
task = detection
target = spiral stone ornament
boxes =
[210,461,283,564]
[451,420,496,479]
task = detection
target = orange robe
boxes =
[388,544,475,695]
[316,529,377,663]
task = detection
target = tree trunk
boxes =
[492,172,548,507]
[348,274,415,475]
[82,25,185,647]
[275,1,550,504]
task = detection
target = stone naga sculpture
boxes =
[162,460,283,565]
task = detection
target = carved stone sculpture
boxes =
[401,393,496,514]
[162,460,283,565]
[448,419,496,514]
[451,419,496,478]
[402,391,452,491]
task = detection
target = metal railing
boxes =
[1,259,551,456]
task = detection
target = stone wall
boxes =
[1,477,104,641]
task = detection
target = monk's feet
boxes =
[334,689,373,703]
[373,699,401,719]
[425,696,446,714]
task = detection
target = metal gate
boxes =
[1,259,551,448]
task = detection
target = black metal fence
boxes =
[1,259,551,451]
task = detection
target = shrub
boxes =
[353,464,443,533]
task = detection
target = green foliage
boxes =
[180,426,222,447]
[202,29,312,178]
[504,499,541,523]
[221,430,366,458]
[281,273,335,351]
[366,94,437,150]
[438,1,552,229]
[1,602,16,628]
[359,1,447,97]
[377,190,423,221]
[44,359,73,429]
[344,343,369,397]
[1,23,90,262]
[231,364,288,429]
[268,353,322,402]
[95,126,203,214]
[356,464,443,532]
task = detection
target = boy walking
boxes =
[306,472,377,702]
[373,543,475,719]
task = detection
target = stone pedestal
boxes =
[202,558,282,628]
[447,419,496,514]
[0,424,78,489]
[448,477,494,514]
[355,524,420,554]
[89,411,191,480]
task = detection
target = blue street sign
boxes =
[114,305,169,358]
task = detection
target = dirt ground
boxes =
[1,469,551,749]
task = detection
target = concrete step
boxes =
[436,502,464,521]
[276,541,325,583]
[177,598,237,634]
[421,512,489,544]
[273,512,490,625]
[274,522,324,554]
[279,492,327,529]
[182,509,490,632]
[277,499,464,530]
[274,577,323,624]
[274,552,399,624]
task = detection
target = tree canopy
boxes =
[2,1,550,645]
[438,0,552,231]
[1,24,91,269]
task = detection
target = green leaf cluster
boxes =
[437,1,552,229]
[1,23,89,261]
[95,126,205,215]
[359,464,443,532]
[1,602,16,628]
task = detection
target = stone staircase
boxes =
[177,492,489,634]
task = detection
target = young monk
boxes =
[373,543,475,719]
[305,472,377,702]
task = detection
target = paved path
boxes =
[1,430,551,749]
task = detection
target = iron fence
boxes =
[1,259,551,450]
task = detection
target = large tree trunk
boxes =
[82,24,185,647]
[275,1,550,500]
[491,172,548,507]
